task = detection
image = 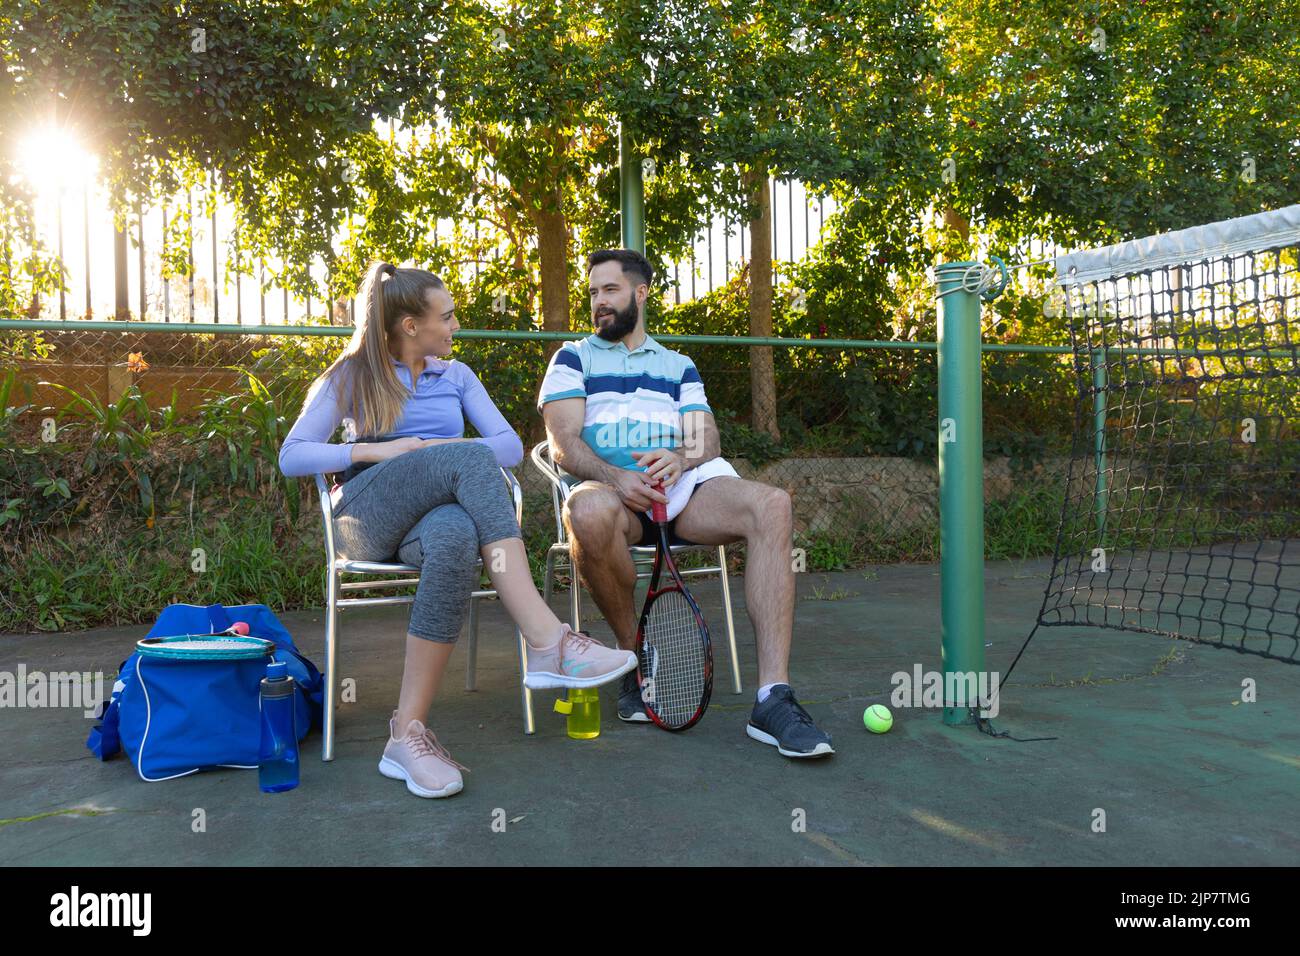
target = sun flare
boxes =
[18,124,98,192]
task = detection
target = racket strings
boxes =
[136,635,274,660]
[153,639,254,651]
[640,589,707,726]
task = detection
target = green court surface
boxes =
[2,553,1297,867]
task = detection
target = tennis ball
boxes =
[863,704,893,733]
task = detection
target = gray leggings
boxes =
[332,441,521,643]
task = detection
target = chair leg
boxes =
[568,552,582,631]
[718,545,742,694]
[465,595,479,691]
[516,626,535,734]
[543,548,556,604]
[322,569,340,761]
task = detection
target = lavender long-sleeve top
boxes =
[278,355,524,478]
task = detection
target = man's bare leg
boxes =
[562,481,644,650]
[672,477,794,688]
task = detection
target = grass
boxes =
[1,447,1294,633]
[803,578,858,602]
[0,509,323,633]
[0,807,117,827]
[984,480,1067,560]
[1030,643,1186,687]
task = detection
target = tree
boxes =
[387,1,623,339]
[935,0,1300,251]
[610,0,944,439]
[0,0,444,301]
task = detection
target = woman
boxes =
[279,261,635,799]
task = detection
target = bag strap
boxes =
[86,698,121,759]
[278,646,323,691]
[206,603,233,633]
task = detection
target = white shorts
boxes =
[648,456,740,522]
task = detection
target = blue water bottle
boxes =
[258,660,299,793]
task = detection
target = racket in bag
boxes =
[85,603,324,781]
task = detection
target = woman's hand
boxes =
[352,436,427,463]
[352,436,472,464]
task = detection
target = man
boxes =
[537,248,833,758]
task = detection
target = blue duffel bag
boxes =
[86,602,324,781]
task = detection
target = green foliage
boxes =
[938,0,1300,252]
[984,480,1067,560]
[39,381,160,520]
[46,381,155,460]
[713,408,786,467]
[0,193,62,319]
[192,368,304,518]
[616,0,945,232]
[2,0,1296,632]
[799,530,859,572]
[5,534,102,631]
[0,506,323,633]
[0,365,33,436]
[5,0,1295,338]
[2,0,446,298]
[646,193,1078,460]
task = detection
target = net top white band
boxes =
[1055,203,1300,286]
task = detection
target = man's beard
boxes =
[594,295,639,341]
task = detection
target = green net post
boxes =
[935,262,989,726]
[619,121,645,254]
[1092,347,1109,538]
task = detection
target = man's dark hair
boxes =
[586,249,654,288]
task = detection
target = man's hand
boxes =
[611,468,670,512]
[632,448,686,488]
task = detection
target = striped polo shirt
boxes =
[537,333,712,470]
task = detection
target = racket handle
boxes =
[651,481,667,524]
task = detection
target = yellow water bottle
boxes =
[553,687,600,739]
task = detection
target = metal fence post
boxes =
[1092,347,1109,537]
[619,121,645,255]
[935,262,988,726]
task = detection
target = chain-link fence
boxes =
[0,321,1076,631]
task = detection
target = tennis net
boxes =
[1035,204,1300,662]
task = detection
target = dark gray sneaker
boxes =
[618,671,652,723]
[746,685,834,758]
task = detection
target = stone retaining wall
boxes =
[516,455,1085,535]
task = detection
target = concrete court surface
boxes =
[1,554,1297,867]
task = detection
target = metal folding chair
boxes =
[313,467,533,760]
[528,440,743,695]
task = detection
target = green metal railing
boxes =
[4,317,1288,359]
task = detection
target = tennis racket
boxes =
[136,623,273,661]
[635,480,713,731]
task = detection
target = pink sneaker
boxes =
[379,713,467,798]
[524,624,637,689]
